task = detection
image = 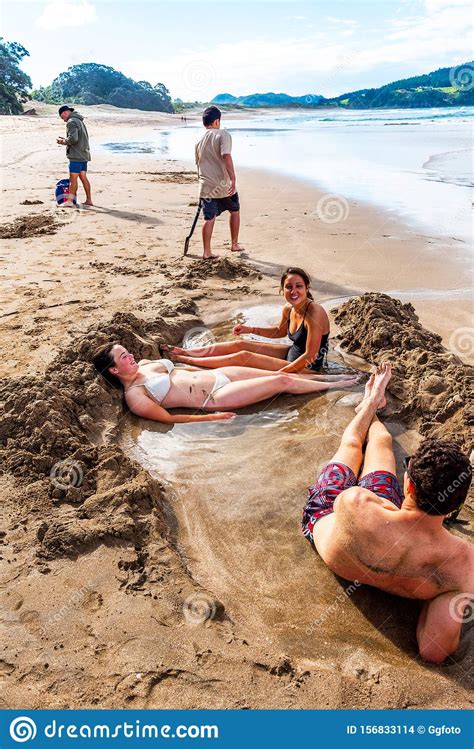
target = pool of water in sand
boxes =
[121,304,419,664]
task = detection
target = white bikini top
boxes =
[126,359,175,404]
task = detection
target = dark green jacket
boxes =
[64,112,91,162]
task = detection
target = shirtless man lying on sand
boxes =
[303,363,473,663]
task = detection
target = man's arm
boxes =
[222,153,235,195]
[126,394,235,424]
[416,590,472,663]
[63,120,79,146]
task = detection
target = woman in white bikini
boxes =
[92,342,358,425]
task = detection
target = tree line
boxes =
[0,38,173,114]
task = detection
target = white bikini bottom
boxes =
[201,370,231,409]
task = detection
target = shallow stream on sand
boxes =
[121,304,419,667]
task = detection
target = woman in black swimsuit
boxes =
[163,267,333,375]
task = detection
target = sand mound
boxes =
[20,199,44,205]
[166,256,260,289]
[334,293,473,453]
[0,306,201,569]
[0,213,61,239]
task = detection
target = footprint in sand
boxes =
[0,660,15,676]
[0,591,23,614]
[19,609,40,626]
[81,590,103,612]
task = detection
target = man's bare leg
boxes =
[360,416,396,477]
[202,217,218,259]
[63,172,79,207]
[79,171,93,205]
[328,364,392,476]
[356,371,396,476]
[230,211,244,252]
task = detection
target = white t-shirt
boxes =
[195,129,232,199]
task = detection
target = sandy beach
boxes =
[0,103,472,710]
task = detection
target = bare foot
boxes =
[337,377,359,389]
[162,344,187,356]
[61,201,77,208]
[355,367,391,413]
[371,363,392,408]
[83,200,93,206]
[203,254,219,260]
[355,373,375,412]
[231,243,245,252]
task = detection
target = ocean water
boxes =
[103,107,473,243]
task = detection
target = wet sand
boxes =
[0,104,472,709]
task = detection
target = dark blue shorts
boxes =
[69,161,88,173]
[201,192,240,221]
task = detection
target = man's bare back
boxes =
[313,487,473,601]
[302,364,473,663]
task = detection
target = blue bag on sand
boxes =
[55,178,77,205]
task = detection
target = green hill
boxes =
[32,63,173,113]
[326,63,473,108]
[212,63,474,110]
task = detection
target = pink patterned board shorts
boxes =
[302,462,404,547]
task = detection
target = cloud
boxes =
[325,17,359,26]
[125,0,473,99]
[36,0,97,31]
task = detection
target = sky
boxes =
[3,0,473,100]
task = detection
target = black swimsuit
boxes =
[286,301,329,372]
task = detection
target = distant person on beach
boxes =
[163,267,331,373]
[303,362,473,663]
[195,105,243,259]
[56,105,92,207]
[91,343,357,425]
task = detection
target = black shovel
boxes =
[183,202,202,256]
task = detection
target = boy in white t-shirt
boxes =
[195,106,244,259]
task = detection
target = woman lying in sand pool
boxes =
[163,267,331,374]
[92,342,358,424]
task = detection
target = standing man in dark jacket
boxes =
[57,105,92,207]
